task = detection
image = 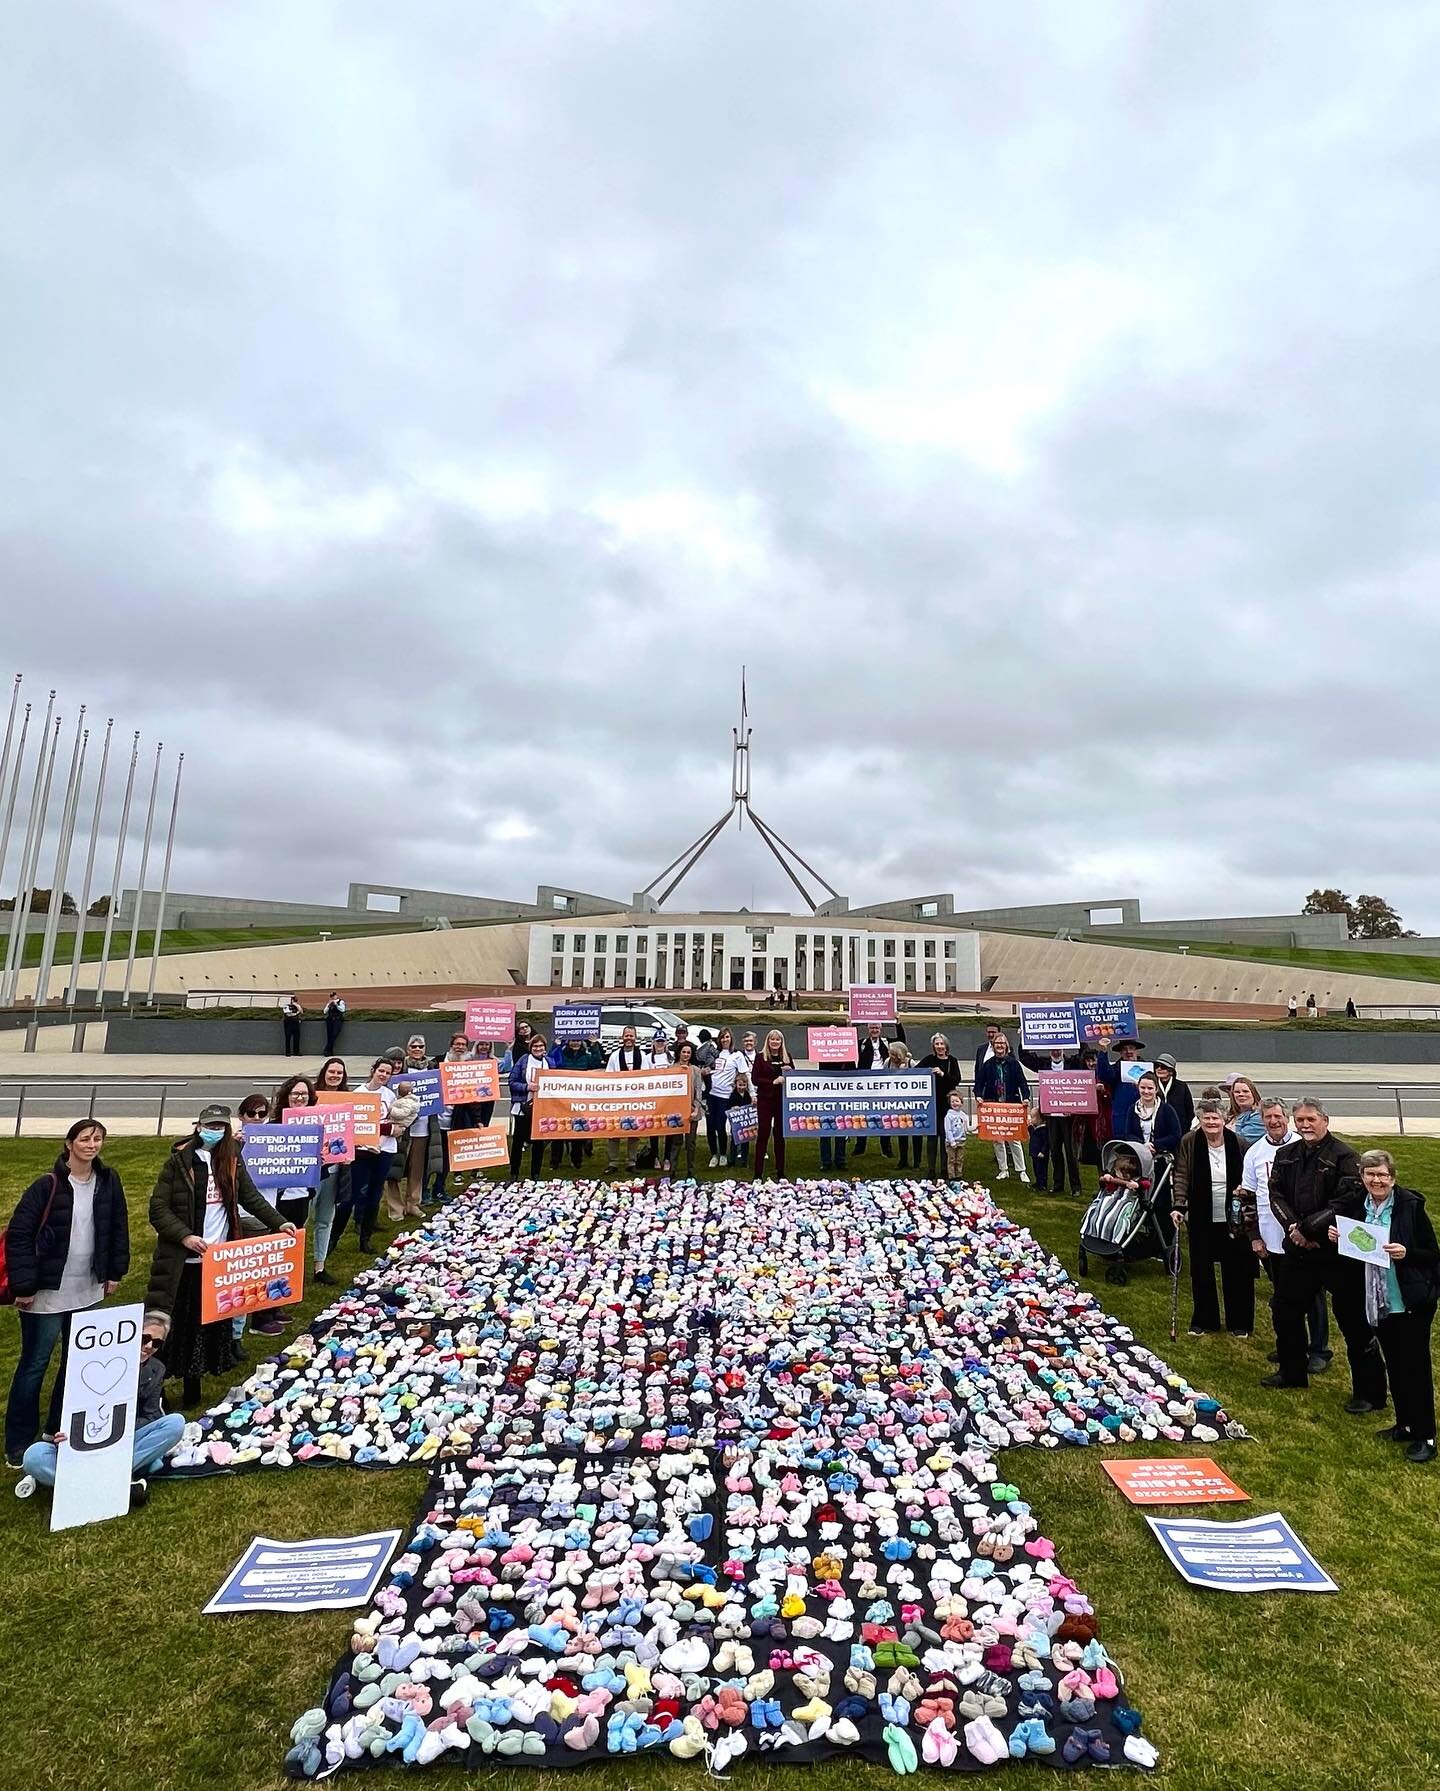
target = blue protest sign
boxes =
[1075,995,1138,1047]
[240,1121,324,1190]
[204,1530,401,1614]
[553,1003,602,1042]
[727,1103,758,1145]
[1146,1511,1336,1593]
[1017,1002,1080,1052]
[396,1066,441,1116]
[781,1071,937,1139]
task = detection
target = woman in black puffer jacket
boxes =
[4,1119,129,1467]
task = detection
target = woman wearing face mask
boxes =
[146,1103,293,1408]
[4,1119,129,1470]
[310,1056,351,1282]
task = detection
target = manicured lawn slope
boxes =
[1,1138,1436,1791]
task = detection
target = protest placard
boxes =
[552,1003,602,1042]
[1102,1458,1249,1505]
[240,1121,324,1190]
[319,1088,381,1147]
[1336,1217,1391,1264]
[1119,1059,1155,1085]
[975,1101,1030,1142]
[1038,1070,1099,1116]
[205,1531,401,1615]
[447,1125,511,1172]
[781,1071,937,1138]
[50,1302,143,1533]
[1075,995,1138,1047]
[201,1230,305,1325]
[285,1103,353,1165]
[726,1103,758,1145]
[1018,1002,1081,1052]
[806,1025,859,1064]
[1147,1511,1336,1592]
[464,998,516,1043]
[533,1069,690,1138]
[439,1057,500,1105]
[396,1066,441,1117]
[848,985,897,1025]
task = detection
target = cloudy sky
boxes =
[3,1,1439,930]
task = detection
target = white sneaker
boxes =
[995,1172,1009,1181]
[1018,1172,1031,1185]
[14,1474,36,1499]
[708,1155,719,1168]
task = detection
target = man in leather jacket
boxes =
[1262,1098,1387,1410]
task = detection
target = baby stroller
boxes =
[1078,1140,1180,1288]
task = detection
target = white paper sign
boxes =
[1120,1060,1155,1085]
[204,1531,401,1613]
[51,1301,143,1533]
[1336,1217,1390,1264]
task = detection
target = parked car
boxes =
[596,1004,693,1049]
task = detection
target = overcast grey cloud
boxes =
[3,1,1439,926]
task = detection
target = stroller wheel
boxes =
[1106,1263,1128,1286]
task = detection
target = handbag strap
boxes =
[37,1171,60,1231]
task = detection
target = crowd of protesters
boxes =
[3,1012,1434,1513]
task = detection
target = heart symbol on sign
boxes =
[81,1358,125,1397]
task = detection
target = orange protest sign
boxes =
[976,1101,1029,1142]
[533,1068,691,1140]
[201,1229,305,1325]
[1101,1458,1249,1505]
[286,1103,354,1165]
[319,1088,381,1147]
[439,1058,501,1105]
[447,1125,511,1173]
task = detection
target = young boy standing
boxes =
[943,1090,970,1179]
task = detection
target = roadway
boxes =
[3,1058,1440,1137]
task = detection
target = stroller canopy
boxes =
[1100,1138,1155,1179]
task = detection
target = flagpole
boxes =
[0,691,32,979]
[65,718,113,1008]
[121,742,163,1007]
[1,690,57,1005]
[32,710,87,1010]
[2,706,62,1007]
[93,732,140,1009]
[145,751,183,1005]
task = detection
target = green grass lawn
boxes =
[1089,934,1440,988]
[1,1138,1437,1791]
[16,920,421,969]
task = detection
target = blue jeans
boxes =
[819,1136,847,1170]
[5,1310,71,1463]
[22,1413,186,1487]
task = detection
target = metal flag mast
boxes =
[634,671,844,913]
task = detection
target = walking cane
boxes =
[1168,1212,1184,1344]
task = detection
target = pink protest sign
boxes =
[1038,1071,1099,1116]
[464,999,516,1043]
[807,1025,859,1064]
[848,984,897,1025]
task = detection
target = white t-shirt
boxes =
[1241,1128,1298,1253]
[1207,1143,1229,1222]
[606,1046,645,1072]
[359,1083,399,1153]
[864,1036,889,1073]
[197,1147,230,1245]
[1135,1103,1157,1144]
[31,1173,104,1315]
[708,1049,746,1098]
